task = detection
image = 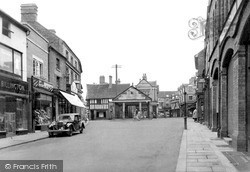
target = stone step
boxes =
[223,137,232,146]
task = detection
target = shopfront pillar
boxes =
[211,81,218,132]
[220,68,228,137]
[139,102,142,112]
[94,110,97,120]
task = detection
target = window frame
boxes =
[0,43,23,78]
[2,18,12,38]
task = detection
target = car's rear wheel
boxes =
[80,125,84,133]
[48,132,54,137]
[67,127,73,136]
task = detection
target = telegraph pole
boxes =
[112,64,122,96]
[112,64,122,84]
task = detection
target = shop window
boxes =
[2,19,12,38]
[0,95,28,133]
[0,44,22,76]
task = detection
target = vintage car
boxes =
[47,113,85,137]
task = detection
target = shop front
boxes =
[0,75,29,138]
[57,90,85,117]
[32,77,53,131]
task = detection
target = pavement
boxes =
[176,118,250,172]
[0,120,89,150]
[0,130,49,150]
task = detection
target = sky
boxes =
[0,0,208,96]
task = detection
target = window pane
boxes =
[14,51,22,76]
[33,60,36,75]
[40,63,43,77]
[0,44,13,73]
[2,19,11,37]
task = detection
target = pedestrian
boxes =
[133,109,140,121]
[192,109,198,122]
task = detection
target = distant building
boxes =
[194,49,205,122]
[86,76,130,120]
[158,91,178,116]
[136,74,159,117]
[178,81,197,117]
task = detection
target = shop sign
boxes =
[0,75,28,94]
[33,77,53,92]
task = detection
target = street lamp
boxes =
[183,85,187,130]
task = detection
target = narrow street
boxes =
[0,118,183,172]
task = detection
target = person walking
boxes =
[192,109,198,122]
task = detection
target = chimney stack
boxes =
[21,3,38,22]
[109,76,112,88]
[100,76,105,84]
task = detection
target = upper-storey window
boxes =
[70,56,73,64]
[56,58,60,70]
[32,56,43,78]
[0,44,22,76]
[2,19,11,38]
[75,61,78,70]
[65,50,69,60]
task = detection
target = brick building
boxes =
[202,0,250,152]
[23,21,53,131]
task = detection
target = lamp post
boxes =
[183,86,187,130]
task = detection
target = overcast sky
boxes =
[1,0,208,96]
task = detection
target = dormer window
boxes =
[2,19,12,38]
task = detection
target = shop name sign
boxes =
[0,77,28,94]
[33,77,53,92]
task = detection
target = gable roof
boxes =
[113,86,152,101]
[86,84,130,99]
[25,21,62,52]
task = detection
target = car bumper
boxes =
[47,129,70,133]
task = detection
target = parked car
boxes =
[47,113,85,137]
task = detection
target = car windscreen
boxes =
[59,115,72,120]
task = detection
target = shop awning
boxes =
[60,91,85,108]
